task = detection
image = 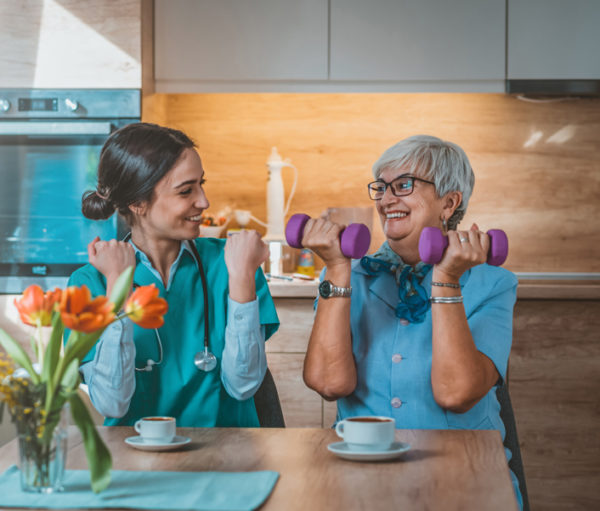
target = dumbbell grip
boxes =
[418,227,508,266]
[285,213,371,259]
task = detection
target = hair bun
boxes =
[81,190,116,220]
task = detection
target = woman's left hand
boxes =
[225,230,269,302]
[433,223,490,283]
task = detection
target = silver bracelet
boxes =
[430,295,463,304]
[431,281,460,289]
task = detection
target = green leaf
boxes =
[109,266,134,312]
[62,330,103,376]
[60,358,80,392]
[0,329,39,384]
[42,312,64,383]
[40,396,67,445]
[29,334,37,361]
[69,392,112,493]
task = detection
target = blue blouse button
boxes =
[391,397,402,408]
[399,319,409,326]
[392,354,403,363]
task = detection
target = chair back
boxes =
[496,382,530,511]
[254,368,285,427]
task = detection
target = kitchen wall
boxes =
[142,93,600,273]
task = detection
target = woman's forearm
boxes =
[221,298,267,400]
[430,282,498,412]
[303,265,356,400]
[79,319,136,418]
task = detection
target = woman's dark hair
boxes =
[82,122,196,222]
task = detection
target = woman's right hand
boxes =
[300,217,349,269]
[87,236,135,296]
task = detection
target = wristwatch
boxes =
[318,280,352,299]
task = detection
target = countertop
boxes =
[266,277,319,298]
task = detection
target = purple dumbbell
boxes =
[418,226,508,266]
[285,213,371,259]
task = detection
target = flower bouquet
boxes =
[0,267,168,493]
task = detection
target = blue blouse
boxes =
[335,261,517,431]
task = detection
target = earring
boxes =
[441,217,448,234]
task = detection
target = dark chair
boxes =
[496,382,530,511]
[254,368,285,427]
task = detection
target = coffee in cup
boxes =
[335,416,395,451]
[134,416,176,444]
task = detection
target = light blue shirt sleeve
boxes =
[78,318,136,418]
[221,297,267,401]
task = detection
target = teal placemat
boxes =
[0,465,279,510]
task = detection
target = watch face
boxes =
[319,280,333,298]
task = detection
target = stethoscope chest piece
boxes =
[194,346,217,372]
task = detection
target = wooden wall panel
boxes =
[266,353,322,428]
[143,93,600,273]
[511,300,600,511]
[0,0,142,88]
[267,298,314,353]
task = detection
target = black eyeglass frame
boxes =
[367,174,435,200]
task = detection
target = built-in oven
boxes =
[0,89,140,293]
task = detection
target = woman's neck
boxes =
[387,238,420,267]
[130,228,182,286]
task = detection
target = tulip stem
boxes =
[36,323,43,375]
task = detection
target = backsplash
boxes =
[142,93,600,273]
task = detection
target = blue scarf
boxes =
[360,242,432,323]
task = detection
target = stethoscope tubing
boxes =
[120,234,211,372]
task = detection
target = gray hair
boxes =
[371,135,475,231]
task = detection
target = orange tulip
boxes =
[125,284,168,329]
[14,285,62,327]
[59,286,115,333]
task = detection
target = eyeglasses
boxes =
[367,175,435,200]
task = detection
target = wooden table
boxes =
[0,427,518,511]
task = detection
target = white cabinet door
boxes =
[155,0,328,84]
[330,0,505,85]
[508,0,600,79]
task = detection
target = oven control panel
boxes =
[0,89,140,118]
[18,97,59,112]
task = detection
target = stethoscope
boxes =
[122,233,217,372]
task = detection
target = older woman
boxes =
[302,135,521,508]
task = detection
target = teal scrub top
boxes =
[68,238,280,427]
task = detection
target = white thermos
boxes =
[264,147,297,241]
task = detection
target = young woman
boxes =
[70,122,279,427]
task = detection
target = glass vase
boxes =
[16,404,68,493]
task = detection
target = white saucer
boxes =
[124,435,191,452]
[327,441,411,461]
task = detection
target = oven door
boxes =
[0,121,128,293]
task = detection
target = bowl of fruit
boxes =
[199,214,229,238]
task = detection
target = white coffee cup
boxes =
[134,416,176,444]
[335,416,395,451]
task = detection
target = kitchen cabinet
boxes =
[154,0,328,89]
[508,0,600,80]
[154,0,505,92]
[330,0,505,89]
[0,0,144,89]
